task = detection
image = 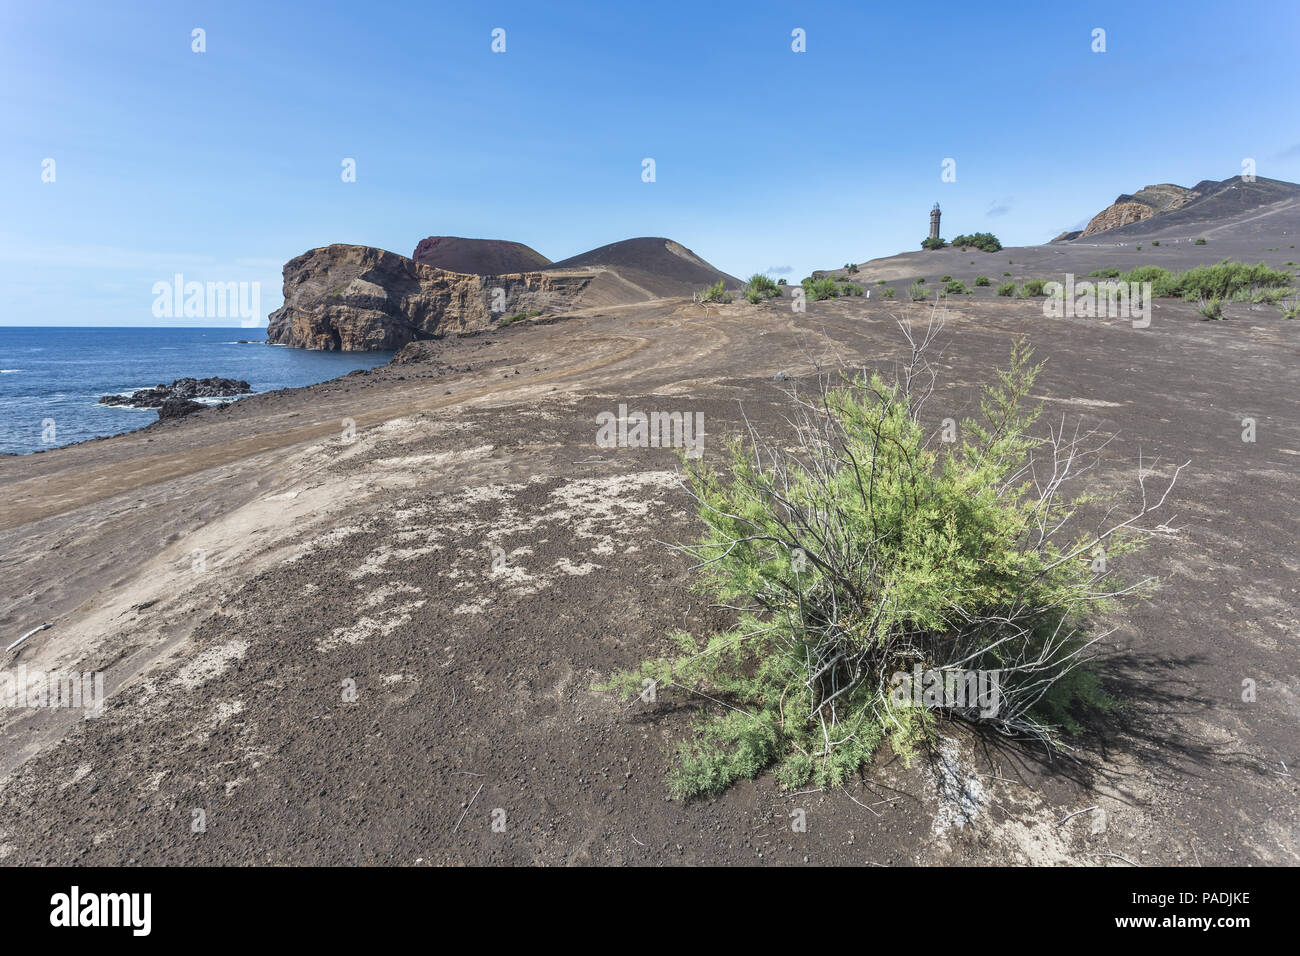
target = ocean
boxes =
[0,327,393,455]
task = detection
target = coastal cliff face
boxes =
[265,245,588,350]
[1056,183,1201,241]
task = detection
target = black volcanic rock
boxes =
[156,397,207,420]
[100,377,251,409]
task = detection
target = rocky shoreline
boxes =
[99,376,252,420]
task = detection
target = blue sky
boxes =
[2,0,1298,326]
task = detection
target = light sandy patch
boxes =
[316,602,425,652]
[209,699,245,725]
[453,597,493,616]
[174,640,249,691]
[360,582,424,609]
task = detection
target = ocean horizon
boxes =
[0,326,392,455]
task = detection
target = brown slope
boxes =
[412,236,552,274]
[545,237,740,299]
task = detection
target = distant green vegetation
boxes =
[802,276,840,300]
[698,279,733,304]
[1195,297,1224,320]
[882,287,896,299]
[996,281,1017,296]
[844,263,860,274]
[841,282,863,297]
[1151,241,1160,246]
[921,236,947,251]
[943,279,968,295]
[975,275,991,286]
[1019,279,1048,297]
[500,309,542,325]
[1194,238,1208,245]
[908,280,929,301]
[1114,260,1294,303]
[744,273,782,304]
[940,275,952,283]
[951,232,1003,253]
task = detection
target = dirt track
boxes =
[1,292,1297,865]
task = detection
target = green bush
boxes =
[745,273,782,301]
[943,279,967,295]
[921,236,947,251]
[802,276,840,300]
[1194,238,1207,245]
[1020,279,1047,297]
[1195,297,1224,320]
[499,309,542,325]
[908,280,929,301]
[951,232,1003,252]
[602,341,1168,797]
[996,281,1016,296]
[1151,241,1160,247]
[698,279,733,303]
[1089,268,1121,278]
[940,275,952,283]
[841,283,864,296]
[882,287,896,299]
[975,275,991,286]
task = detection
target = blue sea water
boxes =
[0,327,392,455]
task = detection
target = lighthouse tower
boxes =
[929,202,941,241]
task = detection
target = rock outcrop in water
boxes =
[265,245,590,351]
[100,377,251,409]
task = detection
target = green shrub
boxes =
[940,275,953,283]
[698,279,733,303]
[802,276,840,300]
[951,232,1003,252]
[841,282,863,296]
[1282,292,1300,319]
[1003,271,1012,277]
[1151,241,1160,246]
[1194,238,1207,245]
[602,341,1170,797]
[745,273,782,301]
[908,280,928,301]
[996,281,1016,296]
[921,236,947,251]
[943,279,967,295]
[1196,297,1224,320]
[975,275,991,286]
[1133,259,1292,301]
[1089,268,1121,278]
[1021,279,1047,297]
[499,309,542,325]
[844,263,860,274]
[882,287,896,298]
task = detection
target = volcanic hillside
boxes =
[412,236,552,274]
[544,236,740,299]
[1054,175,1300,243]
